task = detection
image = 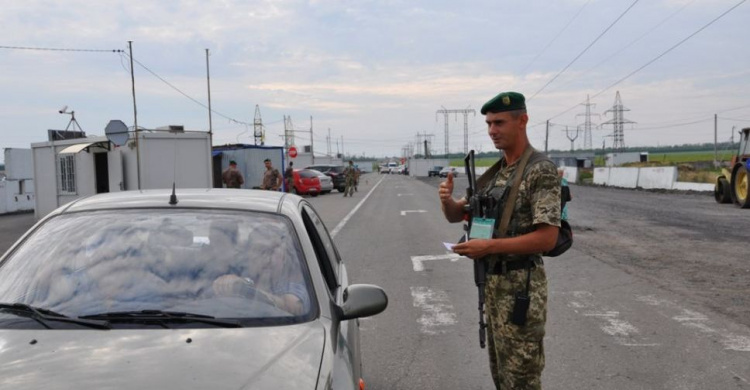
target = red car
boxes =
[291,169,321,196]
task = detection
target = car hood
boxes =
[0,322,325,390]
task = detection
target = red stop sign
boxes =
[288,146,297,158]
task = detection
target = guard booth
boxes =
[31,124,212,219]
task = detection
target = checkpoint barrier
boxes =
[593,166,708,191]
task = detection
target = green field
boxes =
[449,150,735,167]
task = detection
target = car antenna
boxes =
[169,182,178,205]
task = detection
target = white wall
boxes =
[561,167,578,183]
[137,132,212,190]
[0,180,35,214]
[593,168,609,186]
[608,167,640,188]
[31,143,58,219]
[638,167,677,189]
[4,148,33,179]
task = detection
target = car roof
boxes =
[58,189,292,215]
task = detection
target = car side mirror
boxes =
[338,284,388,321]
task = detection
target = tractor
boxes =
[714,127,750,208]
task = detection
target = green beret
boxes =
[480,91,526,115]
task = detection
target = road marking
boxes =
[400,209,426,216]
[410,286,457,334]
[637,294,750,352]
[410,253,465,271]
[397,193,413,197]
[330,175,385,238]
[566,291,657,347]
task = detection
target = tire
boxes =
[730,163,750,208]
[714,177,732,204]
[291,186,298,195]
[311,192,319,197]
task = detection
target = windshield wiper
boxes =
[80,310,242,328]
[0,303,111,330]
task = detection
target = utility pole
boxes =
[205,49,213,148]
[601,91,635,152]
[341,135,344,159]
[576,95,600,150]
[283,116,295,149]
[310,116,314,165]
[128,40,141,190]
[545,120,550,154]
[327,128,331,157]
[254,105,264,145]
[436,106,476,156]
[714,114,718,168]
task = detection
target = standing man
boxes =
[284,161,294,193]
[343,160,356,197]
[261,158,283,191]
[438,91,560,389]
[222,160,244,189]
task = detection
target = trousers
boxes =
[485,263,547,389]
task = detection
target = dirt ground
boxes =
[568,184,750,327]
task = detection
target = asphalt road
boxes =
[1,175,749,389]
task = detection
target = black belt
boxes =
[487,258,536,275]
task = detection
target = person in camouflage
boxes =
[438,91,561,389]
[343,160,356,197]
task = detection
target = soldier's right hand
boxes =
[438,173,454,203]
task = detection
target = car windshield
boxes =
[0,209,316,329]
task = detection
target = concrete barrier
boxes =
[561,167,578,183]
[593,168,610,185]
[638,167,677,189]
[608,167,639,188]
[672,182,714,192]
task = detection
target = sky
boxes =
[2,0,750,164]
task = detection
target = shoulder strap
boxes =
[497,147,534,237]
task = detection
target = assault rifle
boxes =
[463,150,489,348]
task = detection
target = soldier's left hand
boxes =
[452,239,493,259]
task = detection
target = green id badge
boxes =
[469,217,495,239]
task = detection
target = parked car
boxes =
[292,169,322,196]
[379,165,390,174]
[439,167,459,178]
[428,166,443,177]
[305,164,347,192]
[307,169,333,194]
[0,189,388,389]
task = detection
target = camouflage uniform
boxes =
[478,149,561,390]
[343,165,356,197]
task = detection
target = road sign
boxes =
[288,146,298,158]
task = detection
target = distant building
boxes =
[548,152,595,168]
[0,148,35,214]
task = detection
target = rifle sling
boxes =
[494,147,534,237]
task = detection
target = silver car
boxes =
[0,189,387,389]
[307,169,334,194]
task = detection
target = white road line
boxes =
[410,253,466,271]
[410,286,457,335]
[397,193,413,197]
[400,210,426,216]
[330,175,386,238]
[636,294,750,352]
[564,291,657,347]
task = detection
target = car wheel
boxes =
[291,186,298,195]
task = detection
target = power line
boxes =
[528,0,641,101]
[541,0,746,124]
[590,0,747,102]
[550,0,696,94]
[519,0,592,75]
[121,52,254,128]
[0,45,123,53]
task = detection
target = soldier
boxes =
[438,91,561,389]
[261,158,282,191]
[222,160,244,189]
[343,160,356,197]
